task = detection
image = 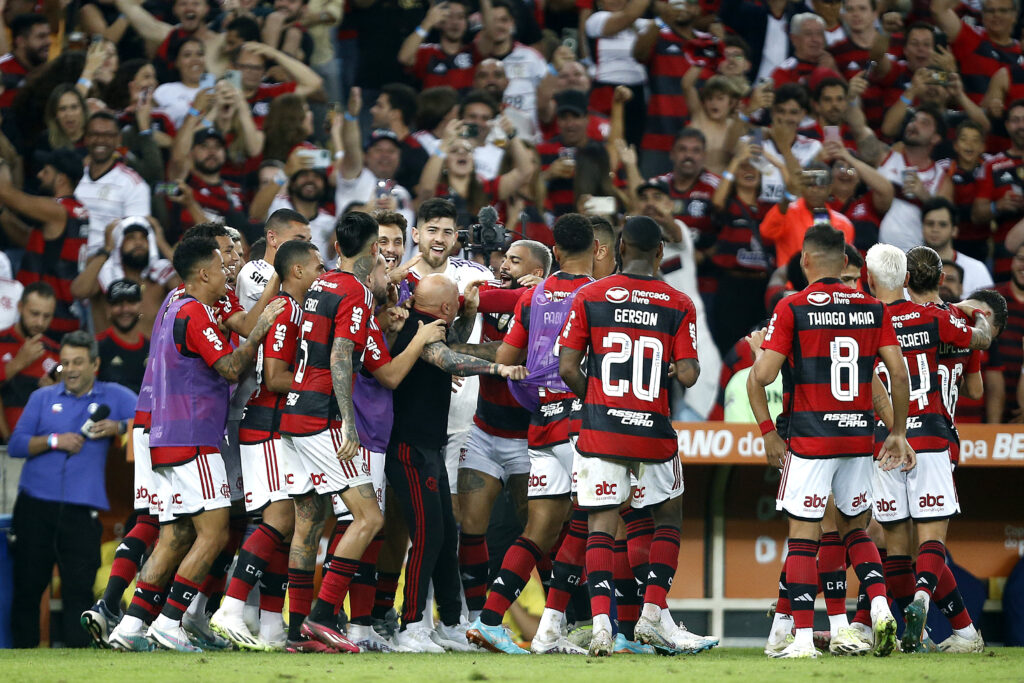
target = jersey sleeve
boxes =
[761,300,795,356]
[478,285,524,314]
[181,303,233,368]
[877,305,899,348]
[361,318,393,374]
[934,307,974,348]
[672,296,699,362]
[502,287,534,349]
[263,300,298,364]
[333,287,371,351]
[967,348,982,373]
[559,291,591,352]
[218,289,244,321]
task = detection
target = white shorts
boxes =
[153,452,232,524]
[776,454,873,520]
[528,442,577,498]
[873,450,960,523]
[576,456,684,509]
[222,420,244,503]
[132,427,160,515]
[444,428,472,495]
[282,427,372,497]
[240,439,295,513]
[332,448,386,518]
[459,424,529,484]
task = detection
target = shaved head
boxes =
[414,273,460,324]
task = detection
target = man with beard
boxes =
[115,0,225,82]
[940,261,966,304]
[0,14,51,109]
[472,59,509,103]
[375,211,408,273]
[163,128,248,244]
[72,216,178,337]
[399,0,477,93]
[0,282,59,440]
[235,209,312,310]
[269,168,338,264]
[920,197,993,295]
[633,0,723,176]
[96,279,148,394]
[75,112,152,257]
[877,105,953,252]
[8,149,89,339]
[370,84,430,194]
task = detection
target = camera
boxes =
[458,206,508,253]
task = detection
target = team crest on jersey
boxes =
[808,291,831,306]
[605,287,629,304]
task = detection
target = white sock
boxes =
[185,592,209,619]
[536,608,562,638]
[593,613,613,634]
[641,602,661,623]
[769,611,793,639]
[828,613,849,636]
[152,613,178,631]
[914,590,931,610]
[870,595,890,616]
[118,615,146,635]
[954,624,978,639]
[793,627,813,647]
[219,596,246,618]
[259,611,285,642]
[468,609,481,623]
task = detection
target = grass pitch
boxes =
[0,647,1021,682]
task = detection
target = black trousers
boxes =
[384,440,462,627]
[10,492,102,648]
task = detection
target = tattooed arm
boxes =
[421,341,527,379]
[331,337,360,460]
[213,298,286,382]
[448,340,501,361]
[448,312,477,344]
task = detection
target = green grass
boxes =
[0,648,1022,682]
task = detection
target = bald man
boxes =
[385,273,528,651]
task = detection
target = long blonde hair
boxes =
[45,84,86,150]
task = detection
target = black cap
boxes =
[622,216,663,251]
[118,216,150,237]
[555,89,588,116]
[193,127,226,147]
[34,148,83,185]
[107,278,142,303]
[636,178,671,196]
[365,128,400,151]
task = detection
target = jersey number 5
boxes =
[293,320,314,383]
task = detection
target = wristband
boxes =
[722,170,735,182]
[188,106,201,118]
[899,94,912,106]
[117,420,128,436]
[784,191,798,203]
[758,420,776,437]
[77,77,92,89]
[436,150,447,161]
[333,150,344,160]
[547,63,558,77]
[201,118,214,129]
[138,127,153,136]
[655,17,668,29]
[737,112,750,123]
[48,433,59,450]
[415,26,428,38]
[343,112,358,122]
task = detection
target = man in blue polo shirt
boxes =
[7,330,137,648]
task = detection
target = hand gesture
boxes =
[12,334,45,374]
[56,432,85,454]
[412,318,448,346]
[822,139,849,162]
[337,424,359,460]
[421,2,447,30]
[932,45,956,74]
[517,274,543,287]
[347,86,362,118]
[745,327,766,355]
[548,157,576,179]
[616,139,638,168]
[614,84,635,103]
[881,11,903,33]
[848,71,868,100]
[462,280,482,317]
[389,253,422,284]
[255,298,287,338]
[878,433,916,472]
[192,88,216,117]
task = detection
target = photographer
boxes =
[8,331,137,648]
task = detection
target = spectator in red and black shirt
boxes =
[948,120,990,261]
[233,40,324,129]
[6,148,89,339]
[800,76,861,151]
[933,0,1021,106]
[770,13,833,87]
[95,279,149,395]
[117,0,222,84]
[822,140,894,253]
[828,0,888,127]
[0,282,59,440]
[163,128,248,245]
[398,0,477,94]
[537,90,611,219]
[371,83,431,193]
[973,100,1024,282]
[0,14,51,110]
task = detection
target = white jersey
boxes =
[878,152,951,252]
[0,278,22,330]
[153,81,203,128]
[585,13,648,85]
[334,167,415,242]
[500,43,547,140]
[757,134,822,204]
[235,258,275,311]
[268,194,338,268]
[75,162,151,256]
[953,250,995,295]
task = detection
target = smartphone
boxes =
[220,70,243,90]
[926,69,949,86]
[138,86,152,107]
[561,28,578,54]
[156,182,183,197]
[751,127,763,146]
[824,125,841,144]
[297,148,331,170]
[460,122,480,139]
[584,196,616,215]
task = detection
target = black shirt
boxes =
[389,309,451,451]
[96,328,149,395]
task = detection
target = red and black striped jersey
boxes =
[0,324,59,431]
[474,282,530,439]
[0,53,29,109]
[828,194,880,254]
[537,140,606,218]
[504,272,593,448]
[239,293,302,444]
[769,56,819,87]
[874,300,972,454]
[948,161,989,245]
[16,197,89,336]
[561,273,698,463]
[934,303,982,452]
[797,121,859,151]
[975,152,1024,243]
[411,43,477,93]
[279,270,373,437]
[952,21,1022,105]
[165,173,246,245]
[641,29,721,153]
[990,281,1024,421]
[711,196,773,272]
[247,81,298,129]
[538,112,610,144]
[435,176,501,227]
[761,278,897,459]
[655,170,720,249]
[829,39,889,126]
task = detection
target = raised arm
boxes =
[212,298,286,381]
[115,0,174,45]
[242,41,324,98]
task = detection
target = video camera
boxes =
[459,206,509,253]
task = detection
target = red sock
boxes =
[843,529,886,601]
[785,538,819,630]
[915,540,946,599]
[109,515,159,584]
[458,532,489,613]
[818,531,847,616]
[126,580,165,622]
[643,526,680,609]
[546,511,587,613]
[776,568,790,616]
[287,568,314,641]
[585,531,615,619]
[259,540,289,614]
[935,564,972,629]
[480,537,543,626]
[348,535,383,623]
[226,523,283,601]
[884,555,915,611]
[318,556,360,609]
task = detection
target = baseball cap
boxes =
[107,278,142,304]
[554,90,588,117]
[365,129,400,151]
[636,178,671,196]
[193,127,226,147]
[34,148,84,185]
[622,216,663,251]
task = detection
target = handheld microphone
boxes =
[81,404,111,439]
